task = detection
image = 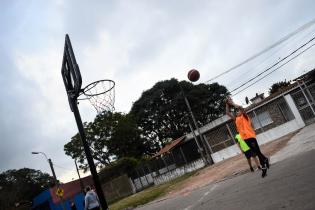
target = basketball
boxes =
[187,69,200,82]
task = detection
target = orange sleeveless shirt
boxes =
[235,114,256,140]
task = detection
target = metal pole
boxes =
[179,147,188,165]
[184,95,213,164]
[71,100,109,210]
[188,123,207,165]
[74,159,84,193]
[203,134,214,154]
[32,152,66,210]
[48,159,58,183]
[48,159,66,210]
[302,80,315,103]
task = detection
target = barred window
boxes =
[277,99,295,121]
[252,111,273,130]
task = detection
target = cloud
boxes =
[1,0,315,182]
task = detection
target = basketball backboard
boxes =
[61,34,82,98]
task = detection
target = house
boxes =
[129,68,315,187]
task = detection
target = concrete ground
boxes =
[136,123,315,210]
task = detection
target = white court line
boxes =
[183,184,217,210]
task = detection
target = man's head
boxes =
[225,96,233,106]
[85,186,91,192]
[235,107,242,116]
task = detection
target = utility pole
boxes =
[75,159,85,192]
[48,159,57,183]
[180,86,213,165]
[188,122,207,165]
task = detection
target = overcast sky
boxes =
[1,0,315,182]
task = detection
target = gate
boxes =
[291,81,315,124]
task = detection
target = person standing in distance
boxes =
[226,97,269,177]
[84,186,100,210]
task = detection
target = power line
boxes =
[232,42,315,96]
[53,163,75,172]
[204,17,315,83]
[228,35,315,94]
[227,26,315,90]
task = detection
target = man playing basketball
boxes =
[226,97,269,177]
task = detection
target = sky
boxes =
[1,0,315,182]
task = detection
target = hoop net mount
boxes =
[78,79,115,113]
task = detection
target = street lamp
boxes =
[31,152,58,184]
[32,151,66,210]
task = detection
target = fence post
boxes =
[180,147,188,165]
[226,124,236,144]
[253,110,264,132]
[141,166,149,186]
[135,169,144,190]
[203,134,214,154]
[161,156,170,172]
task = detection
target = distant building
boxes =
[250,93,265,104]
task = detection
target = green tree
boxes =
[108,114,154,159]
[269,80,291,95]
[64,112,152,171]
[130,78,228,149]
[0,168,54,210]
[64,111,122,171]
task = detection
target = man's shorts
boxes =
[244,150,254,159]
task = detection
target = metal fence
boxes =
[128,139,202,191]
[291,81,315,124]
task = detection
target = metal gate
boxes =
[291,81,315,124]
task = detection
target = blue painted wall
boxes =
[32,190,84,210]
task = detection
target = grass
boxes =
[109,171,198,210]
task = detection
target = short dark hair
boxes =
[85,186,91,192]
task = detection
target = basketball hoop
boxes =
[78,79,115,113]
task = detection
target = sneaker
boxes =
[261,167,267,178]
[250,167,254,172]
[265,158,270,169]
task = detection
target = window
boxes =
[277,99,295,121]
[251,111,273,130]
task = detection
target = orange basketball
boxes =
[187,69,200,82]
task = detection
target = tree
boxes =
[269,80,291,95]
[64,111,152,171]
[108,114,154,159]
[130,78,228,150]
[0,168,54,210]
[64,111,122,171]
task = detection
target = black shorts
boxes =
[244,150,254,159]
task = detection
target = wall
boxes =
[210,94,305,163]
[102,174,135,203]
[152,159,205,185]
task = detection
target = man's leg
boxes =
[246,138,267,166]
[253,156,261,169]
[246,138,268,177]
[247,158,254,172]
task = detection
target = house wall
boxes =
[210,94,305,163]
[152,158,205,185]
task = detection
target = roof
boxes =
[294,68,315,81]
[152,136,186,158]
[245,82,298,111]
